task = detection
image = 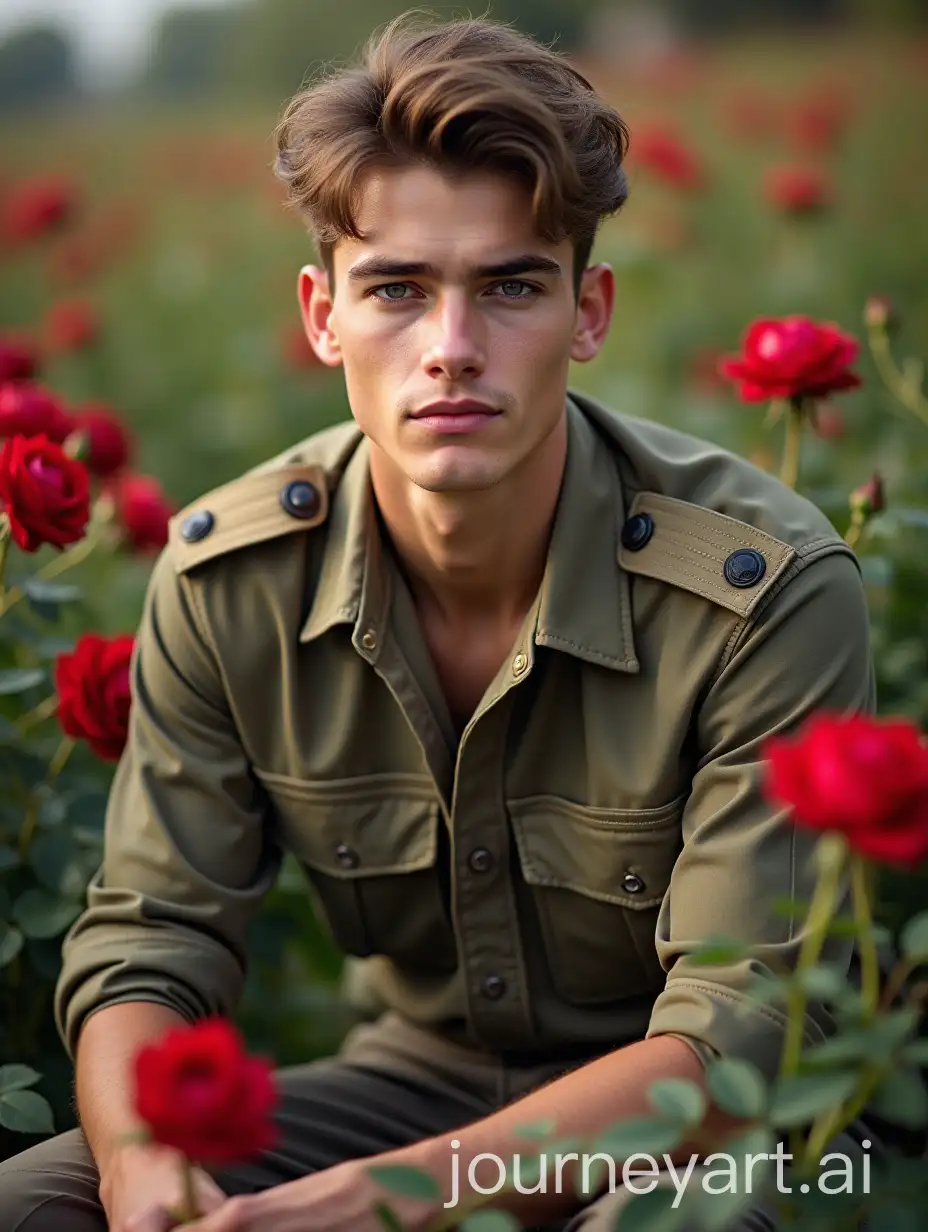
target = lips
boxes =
[409,400,497,418]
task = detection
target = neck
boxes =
[370,416,567,629]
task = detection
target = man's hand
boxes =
[181,1158,437,1232]
[100,1142,228,1232]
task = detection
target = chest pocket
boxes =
[507,793,684,1005]
[255,770,457,975]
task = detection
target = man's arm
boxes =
[54,546,278,1192]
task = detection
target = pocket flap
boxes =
[256,771,439,878]
[508,794,684,909]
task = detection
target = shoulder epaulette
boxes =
[618,491,798,618]
[168,463,329,574]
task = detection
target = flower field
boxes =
[1,26,927,1200]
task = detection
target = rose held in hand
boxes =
[134,1018,277,1164]
[0,433,90,552]
[765,713,928,867]
[55,633,135,761]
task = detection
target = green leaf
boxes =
[690,1184,759,1232]
[705,1058,768,1118]
[0,715,19,742]
[373,1203,404,1232]
[0,1065,41,1094]
[902,1038,928,1066]
[646,1077,707,1126]
[459,1212,522,1231]
[366,1164,443,1203]
[868,1068,928,1129]
[0,923,23,966]
[22,580,83,604]
[900,911,928,962]
[594,1116,684,1160]
[800,1031,873,1068]
[0,1089,55,1135]
[687,937,750,965]
[866,1201,927,1232]
[0,668,46,696]
[0,848,20,873]
[512,1118,556,1140]
[11,889,82,939]
[768,1070,859,1127]
[614,1186,689,1231]
[794,963,850,1000]
[27,831,88,898]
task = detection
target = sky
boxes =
[0,0,239,88]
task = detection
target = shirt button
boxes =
[621,512,654,552]
[180,510,214,543]
[622,872,645,894]
[468,847,493,873]
[512,652,527,676]
[360,630,377,651]
[334,843,359,869]
[280,479,321,519]
[481,974,506,999]
[723,548,766,588]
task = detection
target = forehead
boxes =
[335,164,564,273]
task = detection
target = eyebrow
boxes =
[346,253,564,283]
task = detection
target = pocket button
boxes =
[468,847,494,873]
[481,974,506,999]
[335,843,360,869]
[622,872,645,894]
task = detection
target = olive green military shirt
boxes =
[54,391,874,1083]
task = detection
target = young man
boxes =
[0,13,876,1232]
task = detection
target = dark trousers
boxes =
[0,1011,875,1231]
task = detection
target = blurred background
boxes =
[1,0,927,1147]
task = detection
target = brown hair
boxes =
[274,10,629,299]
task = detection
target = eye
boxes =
[370,283,414,302]
[492,280,538,300]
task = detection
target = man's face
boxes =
[299,164,613,493]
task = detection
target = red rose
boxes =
[0,382,73,442]
[44,298,99,352]
[0,433,90,552]
[133,1018,277,1164]
[69,403,132,477]
[765,713,928,868]
[763,166,831,216]
[55,633,135,761]
[631,125,705,191]
[0,334,38,383]
[109,472,173,553]
[3,174,76,243]
[718,316,861,404]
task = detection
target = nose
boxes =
[420,291,486,382]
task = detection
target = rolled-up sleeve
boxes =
[54,547,280,1061]
[645,545,875,1082]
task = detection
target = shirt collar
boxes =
[299,395,639,673]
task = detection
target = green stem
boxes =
[802,1063,884,1170]
[780,402,804,489]
[869,329,928,429]
[844,512,864,549]
[47,735,75,781]
[19,737,74,860]
[0,522,10,602]
[0,524,105,619]
[15,694,59,733]
[779,832,848,1079]
[178,1156,199,1223]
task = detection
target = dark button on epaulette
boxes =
[280,479,322,519]
[180,510,214,543]
[621,512,654,552]
[724,548,767,588]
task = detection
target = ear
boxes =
[297,264,343,368]
[570,262,615,364]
